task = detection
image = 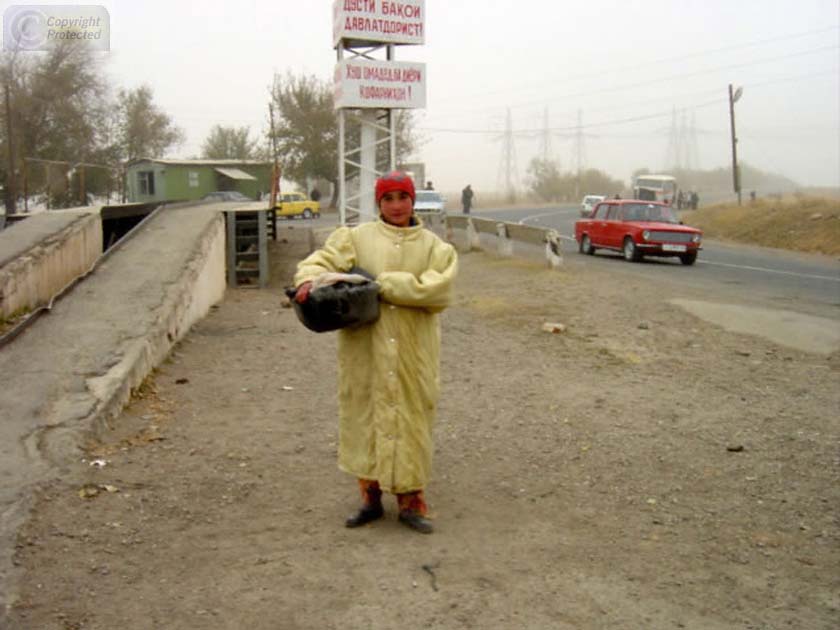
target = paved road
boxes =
[472,205,840,320]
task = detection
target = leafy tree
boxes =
[202,125,264,160]
[578,168,625,198]
[527,159,623,202]
[2,42,112,208]
[269,73,337,193]
[115,85,184,162]
[269,71,417,207]
[526,158,567,202]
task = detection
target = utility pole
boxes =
[4,82,17,215]
[504,108,514,202]
[728,83,743,205]
[572,109,585,200]
[268,99,280,208]
[79,165,86,205]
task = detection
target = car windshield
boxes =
[622,203,678,223]
[416,191,442,202]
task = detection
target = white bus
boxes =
[633,174,677,204]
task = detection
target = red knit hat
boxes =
[375,171,416,204]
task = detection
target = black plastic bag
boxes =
[285,268,380,333]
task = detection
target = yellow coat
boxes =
[294,218,458,493]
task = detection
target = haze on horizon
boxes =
[10,0,836,196]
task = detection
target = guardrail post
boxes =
[429,212,443,235]
[445,216,454,244]
[545,229,563,269]
[466,218,480,251]
[496,222,513,257]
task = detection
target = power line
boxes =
[501,44,839,113]
[422,98,724,136]
[431,25,840,109]
[417,68,838,136]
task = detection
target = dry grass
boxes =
[681,195,840,257]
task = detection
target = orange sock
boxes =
[396,490,427,516]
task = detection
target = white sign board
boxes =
[333,0,425,47]
[334,59,426,109]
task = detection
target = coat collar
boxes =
[375,215,424,238]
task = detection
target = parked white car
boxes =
[580,194,606,217]
[414,190,446,215]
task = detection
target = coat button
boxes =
[389,338,396,343]
[389,305,396,310]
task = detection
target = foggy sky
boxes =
[6,0,837,195]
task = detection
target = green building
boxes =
[125,159,273,203]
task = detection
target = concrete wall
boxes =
[0,211,102,319]
[86,212,227,434]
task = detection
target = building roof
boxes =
[127,158,271,167]
[214,167,257,181]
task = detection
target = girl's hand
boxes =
[294,281,313,304]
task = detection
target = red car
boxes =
[574,200,702,265]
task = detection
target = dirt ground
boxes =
[7,226,840,630]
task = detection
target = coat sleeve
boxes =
[293,226,357,287]
[377,239,458,313]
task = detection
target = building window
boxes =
[138,171,155,195]
[188,171,199,187]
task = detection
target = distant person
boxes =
[676,190,685,210]
[425,181,434,190]
[750,190,756,203]
[461,184,474,214]
[310,187,322,202]
[690,191,699,210]
[613,193,621,200]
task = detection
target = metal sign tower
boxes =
[332,1,426,224]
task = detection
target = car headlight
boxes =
[692,233,701,243]
[642,230,650,241]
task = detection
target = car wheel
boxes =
[679,251,698,266]
[623,237,642,262]
[579,234,595,255]
[302,208,313,219]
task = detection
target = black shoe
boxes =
[398,510,434,534]
[345,504,384,528]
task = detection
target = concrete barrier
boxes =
[0,210,102,320]
[297,213,563,270]
[444,215,563,269]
